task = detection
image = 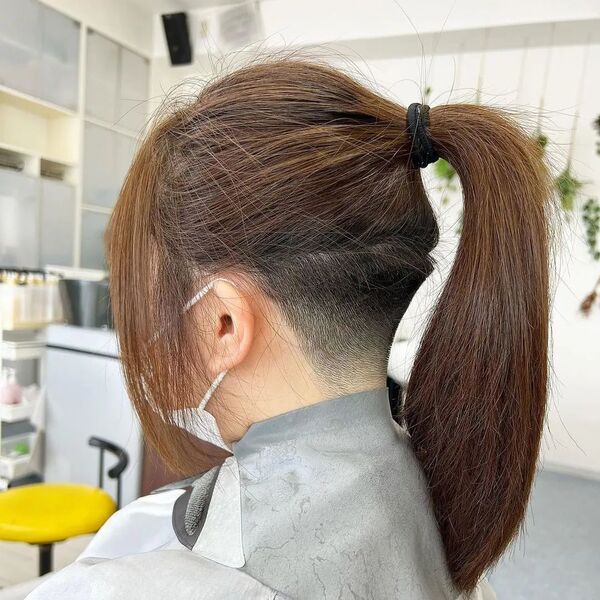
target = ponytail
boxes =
[107,58,552,592]
[404,104,552,590]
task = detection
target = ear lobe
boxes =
[206,280,255,374]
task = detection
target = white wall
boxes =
[148,1,600,476]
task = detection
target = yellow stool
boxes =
[0,437,128,575]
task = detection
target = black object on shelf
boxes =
[7,472,43,488]
[59,278,112,329]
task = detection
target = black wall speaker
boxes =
[162,12,192,66]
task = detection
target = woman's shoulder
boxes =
[26,549,288,600]
[78,487,185,560]
[78,465,222,561]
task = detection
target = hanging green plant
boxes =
[423,86,432,104]
[555,166,583,212]
[535,132,549,152]
[580,276,600,316]
[582,198,600,261]
[434,158,456,181]
[433,159,458,205]
[456,210,463,236]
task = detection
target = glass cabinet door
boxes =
[115,133,137,188]
[82,122,119,209]
[0,168,39,269]
[83,123,137,210]
[0,0,42,97]
[80,210,110,270]
[118,48,149,133]
[40,5,80,110]
[40,178,76,267]
[85,30,119,123]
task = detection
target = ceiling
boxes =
[127,0,249,14]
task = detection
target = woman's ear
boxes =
[200,279,255,375]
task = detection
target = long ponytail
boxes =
[404,104,552,590]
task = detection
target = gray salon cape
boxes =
[28,389,494,600]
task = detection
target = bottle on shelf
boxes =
[0,367,23,406]
[0,267,63,329]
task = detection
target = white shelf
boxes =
[0,402,34,422]
[0,141,78,169]
[0,341,45,361]
[0,384,41,423]
[0,322,51,332]
[84,115,139,139]
[0,84,77,119]
[0,453,34,480]
[0,92,80,168]
[81,203,113,215]
[0,431,38,479]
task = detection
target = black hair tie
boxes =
[406,103,439,168]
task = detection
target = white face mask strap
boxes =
[183,281,214,312]
[184,277,237,312]
[182,277,235,410]
[198,370,228,411]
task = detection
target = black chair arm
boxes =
[89,436,129,478]
[88,436,130,508]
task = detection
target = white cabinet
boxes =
[0,0,79,109]
[0,170,77,270]
[45,326,142,506]
[81,30,148,271]
[83,122,135,210]
[85,30,119,123]
[0,5,148,272]
[80,123,137,269]
[0,0,42,97]
[115,134,137,188]
[85,29,149,132]
[80,210,110,270]
[0,0,42,50]
[40,178,76,267]
[83,122,117,208]
[118,48,150,133]
[40,5,80,110]
[0,168,39,268]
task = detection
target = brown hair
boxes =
[107,58,551,591]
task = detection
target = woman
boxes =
[31,59,551,599]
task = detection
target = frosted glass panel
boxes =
[40,5,80,109]
[40,179,76,267]
[0,0,41,52]
[0,38,40,98]
[115,133,136,188]
[83,123,136,208]
[0,168,39,269]
[85,30,119,122]
[80,210,109,270]
[118,48,149,133]
[0,0,41,97]
[83,122,119,208]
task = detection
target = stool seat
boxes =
[0,483,116,544]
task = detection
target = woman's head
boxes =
[108,58,552,591]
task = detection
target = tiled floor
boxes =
[490,470,600,599]
[0,535,91,590]
[0,471,598,598]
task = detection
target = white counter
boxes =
[46,324,119,358]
